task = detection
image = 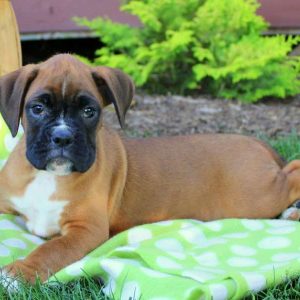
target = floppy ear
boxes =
[91,66,135,128]
[0,65,38,137]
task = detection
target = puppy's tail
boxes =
[283,160,300,206]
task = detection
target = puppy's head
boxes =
[0,54,134,175]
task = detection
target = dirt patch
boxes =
[103,94,300,138]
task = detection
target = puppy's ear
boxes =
[91,66,134,128]
[0,65,38,137]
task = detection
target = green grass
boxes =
[266,131,300,162]
[248,277,300,299]
[2,133,300,299]
[248,132,300,299]
[0,277,109,300]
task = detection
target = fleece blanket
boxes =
[0,117,300,299]
[1,215,300,299]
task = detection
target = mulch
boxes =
[103,94,300,138]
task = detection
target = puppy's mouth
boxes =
[46,157,74,176]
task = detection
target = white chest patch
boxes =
[10,171,68,238]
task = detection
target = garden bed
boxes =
[104,94,300,138]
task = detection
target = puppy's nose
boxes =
[51,128,74,147]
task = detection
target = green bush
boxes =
[75,0,300,102]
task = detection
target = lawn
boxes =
[1,133,300,300]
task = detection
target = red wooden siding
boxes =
[11,0,139,35]
[11,0,300,37]
[258,0,300,29]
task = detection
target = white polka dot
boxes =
[22,233,44,245]
[182,269,216,282]
[13,216,26,229]
[272,253,300,262]
[203,221,223,232]
[222,233,249,239]
[266,220,294,227]
[100,259,124,278]
[127,228,153,245]
[65,258,88,276]
[230,245,257,256]
[179,227,207,244]
[180,222,193,229]
[142,268,170,278]
[155,238,185,259]
[4,135,19,152]
[116,245,139,252]
[155,238,183,252]
[118,258,142,267]
[156,256,182,269]
[195,266,226,275]
[267,227,296,235]
[2,239,27,249]
[194,252,219,267]
[0,245,10,256]
[102,279,117,296]
[209,283,228,300]
[0,220,22,231]
[199,238,227,248]
[259,262,289,271]
[258,237,290,249]
[241,272,266,293]
[156,220,174,226]
[241,220,264,231]
[227,257,258,267]
[121,281,141,300]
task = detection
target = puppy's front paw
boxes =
[1,260,37,289]
[0,268,21,292]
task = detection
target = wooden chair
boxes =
[0,0,22,76]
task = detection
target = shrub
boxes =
[75,0,300,102]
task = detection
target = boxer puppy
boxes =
[0,54,299,284]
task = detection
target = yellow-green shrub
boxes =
[76,0,300,102]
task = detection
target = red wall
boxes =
[11,0,139,34]
[258,0,300,28]
[11,0,300,35]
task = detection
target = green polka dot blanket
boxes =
[0,116,300,299]
[2,216,300,299]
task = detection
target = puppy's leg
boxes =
[283,160,300,205]
[2,213,109,283]
[277,160,300,221]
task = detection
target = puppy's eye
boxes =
[31,104,44,115]
[83,107,96,118]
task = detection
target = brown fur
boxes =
[0,54,299,283]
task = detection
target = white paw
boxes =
[280,207,300,221]
[0,269,21,293]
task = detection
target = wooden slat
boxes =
[0,0,22,76]
[11,0,140,34]
[257,0,300,28]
